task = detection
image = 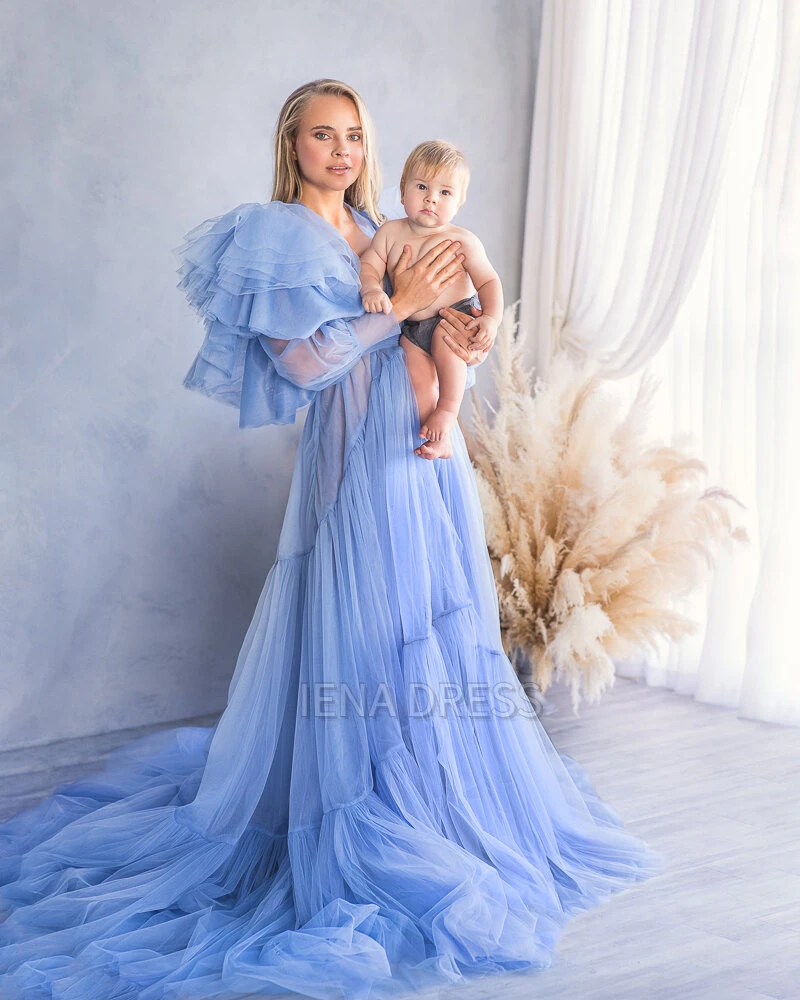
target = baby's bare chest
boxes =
[385,230,467,272]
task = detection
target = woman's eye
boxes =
[314,132,329,139]
[348,133,362,141]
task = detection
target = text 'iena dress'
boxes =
[0,199,663,1000]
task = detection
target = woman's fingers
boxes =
[425,243,465,284]
[417,238,459,269]
[438,306,478,329]
[437,318,473,362]
[437,319,468,344]
[431,248,464,277]
[437,311,489,365]
[391,244,412,279]
[433,253,466,288]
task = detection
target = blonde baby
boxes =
[359,141,503,459]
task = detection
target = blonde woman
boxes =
[0,79,662,999]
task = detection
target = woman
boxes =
[0,80,662,999]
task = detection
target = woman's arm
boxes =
[260,309,400,391]
[266,238,474,389]
[178,201,472,427]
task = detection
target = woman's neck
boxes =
[298,186,352,233]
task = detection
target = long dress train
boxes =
[0,201,663,1000]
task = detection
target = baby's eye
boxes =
[416,183,427,191]
[442,190,452,197]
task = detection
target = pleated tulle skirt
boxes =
[0,343,664,999]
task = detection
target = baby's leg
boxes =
[418,322,467,449]
[400,334,454,460]
[400,333,438,426]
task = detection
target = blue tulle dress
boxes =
[0,200,663,999]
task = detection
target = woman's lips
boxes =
[327,166,350,173]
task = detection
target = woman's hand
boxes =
[437,305,492,366]
[388,241,466,323]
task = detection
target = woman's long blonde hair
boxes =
[271,79,384,224]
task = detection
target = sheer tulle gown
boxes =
[0,201,663,999]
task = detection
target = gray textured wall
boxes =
[1,0,540,751]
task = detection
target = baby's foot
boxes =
[415,434,453,460]
[419,406,458,444]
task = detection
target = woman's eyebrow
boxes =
[309,124,362,131]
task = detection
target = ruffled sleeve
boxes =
[174,201,401,428]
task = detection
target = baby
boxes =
[359,141,503,459]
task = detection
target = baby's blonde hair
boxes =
[399,140,470,206]
[271,79,384,224]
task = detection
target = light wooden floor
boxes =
[1,678,798,1000]
[427,678,800,1000]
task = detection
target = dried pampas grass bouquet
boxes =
[463,303,748,715]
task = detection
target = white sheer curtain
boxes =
[519,0,800,724]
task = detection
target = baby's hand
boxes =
[466,315,498,351]
[361,288,393,315]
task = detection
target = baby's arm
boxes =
[359,225,393,315]
[460,233,504,350]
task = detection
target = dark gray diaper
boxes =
[399,294,480,356]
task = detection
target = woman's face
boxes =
[292,94,364,195]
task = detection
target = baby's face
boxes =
[401,170,464,229]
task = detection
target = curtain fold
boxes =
[520,0,799,724]
[520,0,762,382]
